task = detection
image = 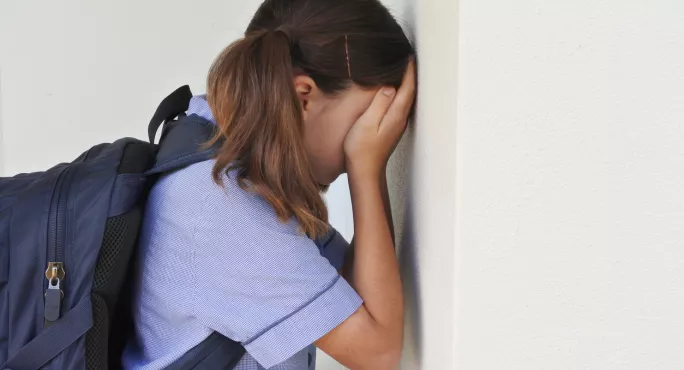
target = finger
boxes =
[357,86,397,127]
[379,60,415,134]
[386,59,416,119]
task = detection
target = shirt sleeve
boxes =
[191,192,361,368]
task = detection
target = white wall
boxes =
[456,0,684,369]
[394,0,459,369]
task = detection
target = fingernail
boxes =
[383,87,395,96]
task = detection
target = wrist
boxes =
[347,164,383,185]
[346,157,386,180]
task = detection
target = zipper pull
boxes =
[44,262,65,324]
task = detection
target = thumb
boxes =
[357,87,396,126]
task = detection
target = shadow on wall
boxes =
[387,122,422,369]
[383,1,421,367]
[384,0,422,370]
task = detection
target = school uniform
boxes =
[122,96,360,370]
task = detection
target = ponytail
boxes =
[206,29,329,238]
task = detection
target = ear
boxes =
[293,75,321,121]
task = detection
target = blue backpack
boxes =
[0,86,245,370]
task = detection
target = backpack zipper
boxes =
[44,166,72,326]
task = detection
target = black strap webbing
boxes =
[164,332,245,370]
[148,85,193,144]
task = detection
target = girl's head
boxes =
[207,0,414,237]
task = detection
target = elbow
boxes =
[357,341,403,370]
[357,351,401,370]
[374,348,402,370]
[371,324,403,369]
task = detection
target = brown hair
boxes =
[207,0,413,238]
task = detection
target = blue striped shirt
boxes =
[122,96,361,369]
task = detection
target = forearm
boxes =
[347,170,403,341]
[342,169,394,281]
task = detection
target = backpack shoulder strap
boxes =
[145,86,222,175]
[144,89,243,368]
[148,85,193,144]
[146,114,220,175]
